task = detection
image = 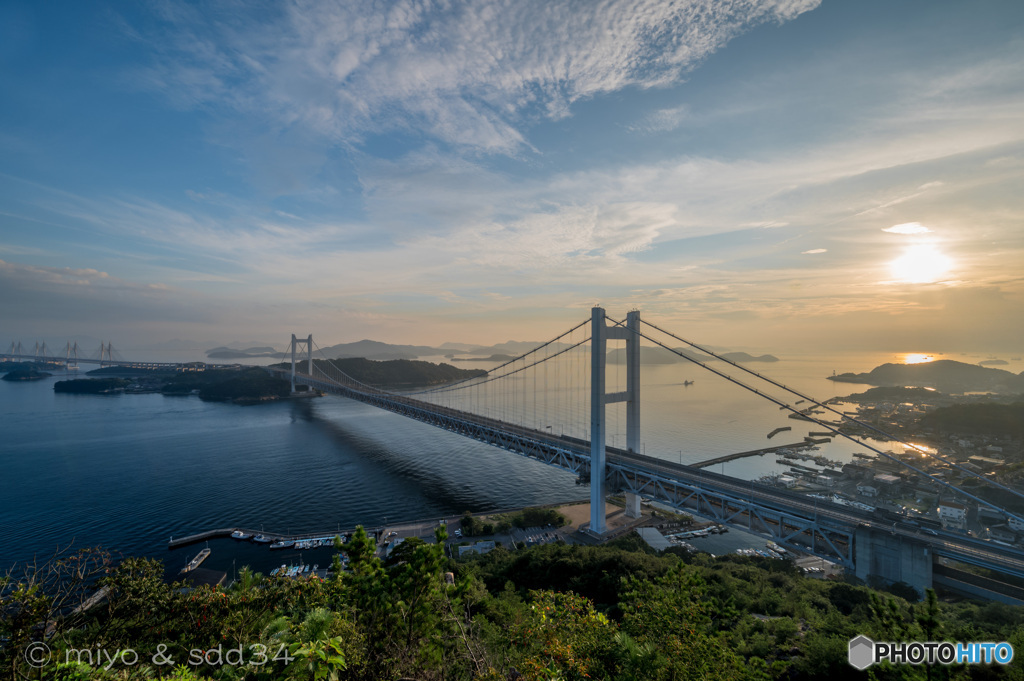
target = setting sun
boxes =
[902,353,934,364]
[889,244,953,283]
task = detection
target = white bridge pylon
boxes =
[590,307,640,535]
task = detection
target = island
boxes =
[297,357,487,387]
[828,359,1024,393]
[53,359,485,403]
[1,365,52,381]
[54,378,131,394]
[205,346,283,359]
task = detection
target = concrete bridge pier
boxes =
[624,492,642,519]
[855,526,933,598]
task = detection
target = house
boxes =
[857,484,879,498]
[938,501,967,525]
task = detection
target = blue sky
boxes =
[1,0,1023,352]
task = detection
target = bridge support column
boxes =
[291,335,297,392]
[854,526,933,598]
[590,307,642,535]
[590,307,608,535]
[290,334,313,393]
[624,492,642,519]
[625,310,640,454]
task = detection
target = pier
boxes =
[168,527,341,549]
[693,442,808,469]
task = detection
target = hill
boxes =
[828,359,1024,393]
[315,339,446,360]
[608,346,778,364]
[309,357,486,387]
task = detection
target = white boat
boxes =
[231,530,251,540]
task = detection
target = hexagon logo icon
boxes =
[848,635,875,670]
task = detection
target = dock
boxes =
[180,547,211,573]
[693,442,808,469]
[766,426,792,439]
[169,528,342,549]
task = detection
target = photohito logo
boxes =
[849,636,1014,669]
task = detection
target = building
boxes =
[873,473,901,492]
[458,540,496,557]
[938,501,967,525]
[857,484,879,498]
[968,455,1005,471]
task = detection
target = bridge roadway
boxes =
[286,369,1024,583]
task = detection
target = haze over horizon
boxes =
[2,0,1023,353]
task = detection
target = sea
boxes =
[1,346,1018,578]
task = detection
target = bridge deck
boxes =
[281,368,1024,581]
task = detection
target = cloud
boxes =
[629,105,690,134]
[126,0,820,154]
[801,248,827,254]
[883,222,931,235]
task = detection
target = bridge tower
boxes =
[590,307,641,535]
[64,341,79,370]
[290,334,313,392]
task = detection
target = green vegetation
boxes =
[302,357,486,387]
[53,377,131,394]
[6,536,1024,680]
[922,402,1024,437]
[460,507,568,537]
[162,367,291,402]
[844,386,944,402]
[0,365,52,381]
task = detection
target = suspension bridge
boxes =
[270,309,1024,600]
[7,310,1024,600]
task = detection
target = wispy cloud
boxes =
[883,222,931,235]
[629,105,690,134]
[125,0,820,154]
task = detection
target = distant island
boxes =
[451,354,514,363]
[842,386,943,403]
[608,346,778,365]
[0,364,52,381]
[205,346,283,359]
[300,357,486,387]
[829,359,1024,393]
[54,378,130,394]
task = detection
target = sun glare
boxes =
[902,353,934,364]
[889,244,952,283]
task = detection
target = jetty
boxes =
[180,547,211,573]
[766,426,792,439]
[169,528,337,549]
[693,442,808,469]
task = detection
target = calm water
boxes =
[2,348,1017,576]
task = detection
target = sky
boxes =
[1,0,1023,354]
